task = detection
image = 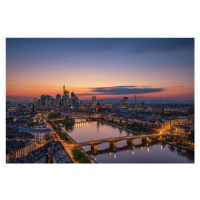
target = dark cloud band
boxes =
[78,86,164,96]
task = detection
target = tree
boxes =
[63,116,75,127]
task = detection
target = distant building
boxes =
[123,97,128,105]
[66,90,69,107]
[95,102,100,113]
[119,100,124,106]
[100,100,103,106]
[80,101,83,108]
[33,96,37,111]
[152,107,164,113]
[75,96,79,107]
[92,96,96,107]
[56,94,61,107]
[71,91,76,107]
[139,102,145,107]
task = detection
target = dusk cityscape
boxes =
[6,38,194,163]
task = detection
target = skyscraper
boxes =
[62,84,67,108]
[100,100,103,106]
[33,96,37,111]
[40,94,45,106]
[123,97,128,105]
[63,85,65,95]
[92,96,96,107]
[66,90,69,107]
[71,91,75,106]
[56,94,61,107]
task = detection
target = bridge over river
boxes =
[86,139,160,155]
[74,133,170,151]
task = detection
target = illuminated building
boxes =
[92,96,96,107]
[95,102,100,112]
[63,85,65,94]
[123,97,128,105]
[100,100,103,106]
[80,101,83,107]
[37,98,41,106]
[66,90,69,107]
[33,96,37,111]
[18,126,54,143]
[75,96,79,107]
[33,96,37,106]
[71,91,76,107]
[40,94,45,106]
[119,100,123,106]
[56,94,61,107]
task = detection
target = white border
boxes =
[0,1,199,200]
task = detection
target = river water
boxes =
[67,121,194,163]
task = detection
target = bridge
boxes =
[86,139,159,155]
[49,116,100,122]
[74,133,170,151]
[48,118,65,122]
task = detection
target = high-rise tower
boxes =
[63,84,65,95]
[92,96,96,107]
[33,96,37,111]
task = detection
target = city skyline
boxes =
[6,38,194,102]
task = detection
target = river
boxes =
[66,120,194,163]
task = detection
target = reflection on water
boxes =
[90,143,194,163]
[67,121,131,143]
[68,121,194,163]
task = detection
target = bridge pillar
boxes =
[127,139,134,146]
[91,144,97,152]
[142,138,150,145]
[110,141,117,149]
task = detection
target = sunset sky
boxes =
[6,38,194,102]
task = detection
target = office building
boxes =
[100,100,103,106]
[92,96,96,107]
[123,97,128,105]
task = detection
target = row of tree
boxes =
[63,116,75,127]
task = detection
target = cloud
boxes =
[77,86,164,96]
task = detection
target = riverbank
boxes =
[61,127,96,163]
[98,119,141,135]
[155,139,194,152]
